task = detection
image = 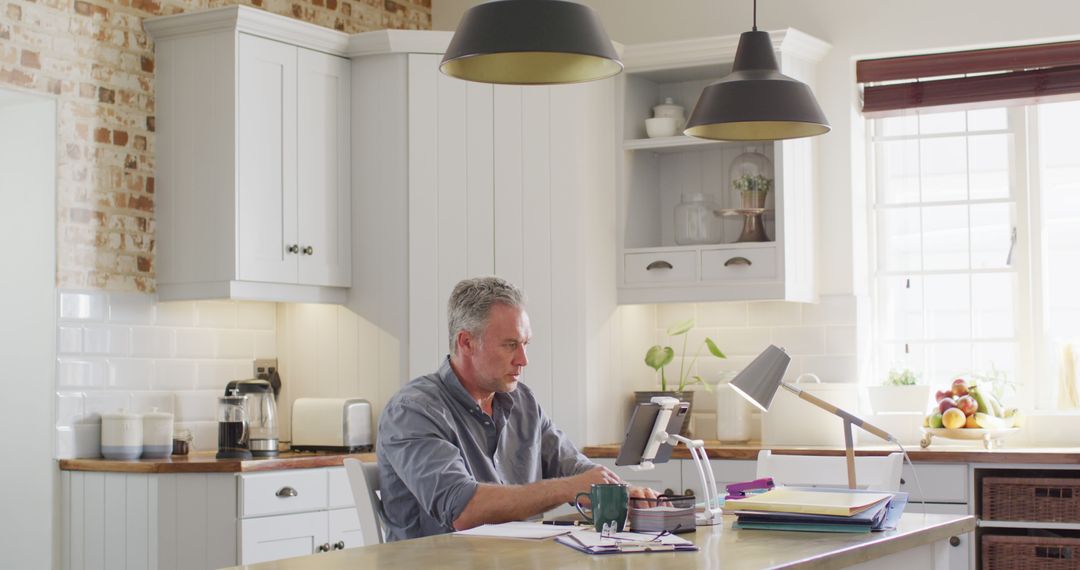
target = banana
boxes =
[974,412,1009,430]
[985,392,1004,417]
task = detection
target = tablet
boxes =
[614,401,689,467]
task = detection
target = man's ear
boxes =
[455,330,474,356]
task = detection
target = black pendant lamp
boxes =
[440,0,623,85]
[684,0,829,141]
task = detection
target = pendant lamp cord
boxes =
[752,0,758,31]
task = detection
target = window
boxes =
[868,100,1080,410]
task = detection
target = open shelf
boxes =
[623,135,726,153]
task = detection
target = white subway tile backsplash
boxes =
[711,327,772,357]
[771,326,827,356]
[84,391,132,419]
[254,331,276,357]
[174,390,219,422]
[801,355,859,383]
[747,301,802,326]
[130,392,175,415]
[175,329,216,358]
[156,301,196,327]
[58,326,82,354]
[217,330,254,359]
[238,302,276,330]
[184,421,219,452]
[131,327,175,357]
[825,325,857,355]
[154,361,197,391]
[697,302,748,327]
[56,392,85,428]
[107,293,156,324]
[197,301,238,328]
[656,303,695,329]
[57,359,105,389]
[197,360,248,390]
[59,291,106,321]
[801,295,857,325]
[107,358,154,389]
[83,325,132,355]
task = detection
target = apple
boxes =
[929,412,944,429]
[935,389,952,403]
[942,407,966,429]
[938,397,958,414]
[956,395,978,416]
[951,378,969,397]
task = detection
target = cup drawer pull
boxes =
[646,260,674,271]
[276,486,298,498]
[724,256,752,267]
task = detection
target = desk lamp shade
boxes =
[683,0,829,141]
[729,345,791,412]
[440,0,623,85]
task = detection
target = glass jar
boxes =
[729,147,774,208]
[674,193,722,245]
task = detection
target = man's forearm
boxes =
[452,478,573,531]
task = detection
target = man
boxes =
[377,276,657,541]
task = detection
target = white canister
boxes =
[715,382,753,443]
[652,97,686,131]
[101,410,143,460]
[142,408,174,459]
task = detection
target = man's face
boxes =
[467,303,531,394]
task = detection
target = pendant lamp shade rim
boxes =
[685,28,829,141]
[441,0,622,85]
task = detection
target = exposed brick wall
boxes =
[0,0,431,292]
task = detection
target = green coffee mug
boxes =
[574,483,629,532]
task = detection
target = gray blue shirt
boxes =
[376,357,595,541]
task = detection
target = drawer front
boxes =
[900,463,967,503]
[700,247,777,281]
[327,467,356,509]
[241,469,329,518]
[624,251,697,284]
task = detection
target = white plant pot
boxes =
[868,385,932,414]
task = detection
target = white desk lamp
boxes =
[729,345,899,489]
[623,396,723,526]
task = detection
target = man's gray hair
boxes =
[447,276,525,355]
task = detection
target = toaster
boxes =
[291,398,373,452]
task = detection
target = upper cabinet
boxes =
[147,7,351,303]
[616,30,830,304]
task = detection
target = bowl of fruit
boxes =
[921,378,1021,450]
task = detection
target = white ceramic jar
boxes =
[101,410,143,460]
[652,97,686,131]
[142,408,174,458]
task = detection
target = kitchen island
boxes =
[221,513,975,570]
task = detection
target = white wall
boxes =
[0,89,57,570]
[433,0,1080,298]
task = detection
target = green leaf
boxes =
[645,345,675,370]
[704,338,726,359]
[693,375,714,392]
[665,318,694,337]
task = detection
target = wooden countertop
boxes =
[57,451,376,473]
[222,513,975,570]
[582,442,1080,464]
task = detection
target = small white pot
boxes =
[101,410,143,460]
[868,385,932,414]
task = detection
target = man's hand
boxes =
[565,466,622,506]
[628,485,660,501]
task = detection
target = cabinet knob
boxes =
[333,541,345,550]
[302,245,314,255]
[286,244,300,254]
[724,256,752,267]
[275,486,298,498]
[646,260,674,271]
[663,488,675,496]
[317,543,331,553]
[949,536,961,547]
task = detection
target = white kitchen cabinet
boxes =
[616,30,829,304]
[347,37,617,445]
[147,7,351,304]
[60,466,365,570]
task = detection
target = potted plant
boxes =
[732,173,773,209]
[868,367,932,414]
[638,318,727,436]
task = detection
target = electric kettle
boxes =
[225,379,279,457]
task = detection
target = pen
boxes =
[542,520,577,526]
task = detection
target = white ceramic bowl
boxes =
[645,117,678,138]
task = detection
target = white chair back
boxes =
[344,458,386,545]
[755,450,904,492]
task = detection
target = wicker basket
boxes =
[982,534,1080,570]
[982,477,1080,522]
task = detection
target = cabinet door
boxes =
[240,511,327,565]
[327,507,366,550]
[904,502,971,569]
[237,33,299,284]
[297,48,351,287]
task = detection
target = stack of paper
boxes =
[629,505,696,533]
[729,487,907,533]
[454,521,574,539]
[555,529,697,554]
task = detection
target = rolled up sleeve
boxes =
[538,407,595,479]
[380,401,480,529]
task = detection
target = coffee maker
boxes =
[216,388,252,460]
[225,379,279,457]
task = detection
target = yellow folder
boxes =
[728,488,892,517]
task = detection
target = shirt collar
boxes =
[438,356,516,418]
